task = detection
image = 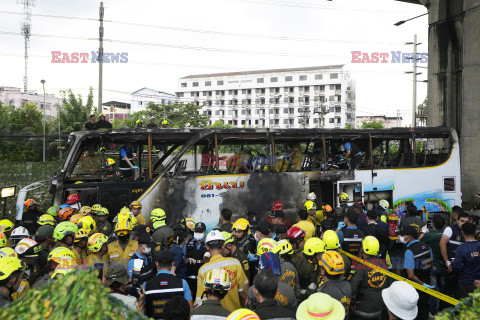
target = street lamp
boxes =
[40,79,46,162]
[394,13,428,26]
[267,94,282,128]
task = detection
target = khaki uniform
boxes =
[106,239,138,268]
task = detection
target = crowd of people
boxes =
[83,113,169,131]
[0,192,479,320]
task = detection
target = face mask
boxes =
[118,235,130,243]
[398,235,407,244]
[194,233,204,241]
[143,247,152,254]
[254,234,260,242]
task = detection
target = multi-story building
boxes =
[355,115,403,128]
[175,65,356,128]
[130,87,176,113]
[102,101,130,122]
[0,86,62,119]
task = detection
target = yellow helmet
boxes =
[87,233,108,253]
[97,207,109,216]
[150,208,166,222]
[74,228,89,243]
[339,192,349,202]
[362,236,380,256]
[120,206,131,214]
[181,217,197,232]
[47,247,76,263]
[69,212,87,224]
[204,268,231,299]
[304,200,317,211]
[272,239,293,255]
[79,206,92,215]
[222,232,235,246]
[51,258,78,279]
[226,309,260,320]
[0,219,14,232]
[38,214,56,226]
[232,218,249,231]
[136,119,142,124]
[0,257,25,281]
[77,216,96,234]
[319,251,345,275]
[257,238,277,256]
[379,199,389,210]
[0,232,7,248]
[0,247,18,259]
[114,220,132,237]
[114,211,133,223]
[162,120,169,125]
[130,201,142,209]
[105,158,115,166]
[322,230,340,250]
[303,237,326,256]
[91,204,102,214]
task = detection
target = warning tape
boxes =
[338,249,460,306]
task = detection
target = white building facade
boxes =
[175,65,356,128]
[130,88,176,113]
[355,115,403,128]
[0,86,62,119]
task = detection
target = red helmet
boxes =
[271,201,283,211]
[65,193,81,205]
[287,226,306,240]
[25,199,37,208]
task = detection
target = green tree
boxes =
[361,120,384,129]
[57,87,94,132]
[146,102,208,127]
[0,101,11,133]
[207,120,233,128]
[9,102,43,133]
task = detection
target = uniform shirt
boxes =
[127,251,156,283]
[95,119,112,129]
[84,121,96,131]
[219,222,233,233]
[420,229,444,269]
[254,299,296,320]
[247,281,297,311]
[11,279,30,301]
[107,239,138,268]
[97,220,113,236]
[232,247,250,280]
[404,240,433,269]
[453,240,480,285]
[307,210,325,229]
[279,258,300,299]
[170,244,187,279]
[293,220,316,241]
[399,216,426,233]
[83,253,109,267]
[152,225,174,250]
[196,254,248,311]
[147,270,192,301]
[135,214,147,226]
[190,299,231,320]
[72,247,87,265]
[317,279,352,318]
[292,250,316,288]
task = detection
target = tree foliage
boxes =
[55,87,94,132]
[361,120,385,129]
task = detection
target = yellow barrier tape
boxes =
[338,249,460,306]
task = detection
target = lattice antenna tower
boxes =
[18,0,35,93]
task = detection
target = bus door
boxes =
[336,180,363,207]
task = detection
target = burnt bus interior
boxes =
[56,127,453,216]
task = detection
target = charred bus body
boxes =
[45,127,460,229]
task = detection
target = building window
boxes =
[217,80,224,85]
[177,92,184,98]
[271,77,278,82]
[241,110,246,115]
[329,118,334,123]
[9,101,15,106]
[330,73,338,79]
[336,84,341,90]
[314,118,319,123]
[285,76,293,82]
[329,84,335,90]
[304,86,310,92]
[283,108,289,114]
[257,78,264,83]
[193,82,199,87]
[299,75,307,81]
[205,81,211,86]
[315,74,322,80]
[181,82,187,87]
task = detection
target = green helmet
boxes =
[46,206,60,217]
[53,222,78,241]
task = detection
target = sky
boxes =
[0,0,428,125]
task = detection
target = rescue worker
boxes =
[84,233,109,266]
[95,207,112,236]
[274,224,288,242]
[322,230,351,279]
[10,227,29,247]
[232,218,257,282]
[77,215,96,235]
[337,208,364,256]
[95,113,112,129]
[135,119,143,128]
[218,208,233,232]
[304,201,325,234]
[130,201,147,226]
[317,251,352,318]
[196,230,249,312]
[37,214,55,228]
[339,141,363,169]
[296,237,326,299]
[107,221,138,268]
[400,226,434,320]
[72,228,89,265]
[84,114,96,131]
[272,239,300,299]
[147,116,158,129]
[22,199,42,235]
[0,220,14,248]
[102,158,120,181]
[398,204,426,233]
[65,193,81,212]
[127,233,156,284]
[350,236,390,319]
[144,249,193,319]
[222,231,250,281]
[150,208,174,250]
[33,225,55,271]
[190,268,232,320]
[52,221,78,250]
[58,207,74,222]
[287,226,306,260]
[185,222,207,297]
[293,209,315,241]
[119,141,138,179]
[335,192,350,223]
[0,257,25,308]
[45,206,61,223]
[170,228,188,279]
[14,238,41,288]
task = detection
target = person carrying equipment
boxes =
[190,268,232,320]
[317,251,352,317]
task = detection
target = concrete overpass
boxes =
[396,0,480,202]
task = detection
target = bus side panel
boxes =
[355,170,394,192]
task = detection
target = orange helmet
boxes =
[59,207,75,221]
[25,199,36,208]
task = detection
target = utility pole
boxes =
[405,34,422,127]
[397,109,400,127]
[18,0,35,93]
[97,2,104,114]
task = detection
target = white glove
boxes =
[203,252,211,259]
[308,283,316,291]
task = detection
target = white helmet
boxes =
[306,192,317,201]
[205,230,225,245]
[10,226,29,240]
[15,238,39,257]
[379,199,389,210]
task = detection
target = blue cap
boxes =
[259,252,282,276]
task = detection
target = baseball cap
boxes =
[382,281,418,319]
[135,225,151,238]
[259,252,282,276]
[138,234,153,245]
[153,249,174,264]
[269,210,285,219]
[195,222,206,233]
[398,225,418,238]
[256,220,271,236]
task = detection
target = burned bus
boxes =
[29,127,460,230]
